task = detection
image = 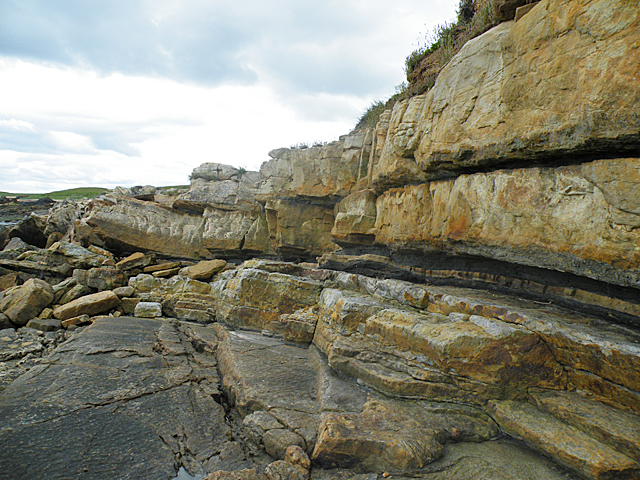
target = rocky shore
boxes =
[1,0,639,478]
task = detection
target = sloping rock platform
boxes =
[0,314,587,480]
[0,317,236,480]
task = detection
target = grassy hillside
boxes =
[0,187,110,200]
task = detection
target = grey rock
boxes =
[134,301,163,318]
[26,318,62,332]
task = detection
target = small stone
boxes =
[265,460,309,480]
[263,429,306,460]
[143,261,182,273]
[0,313,13,329]
[284,446,310,470]
[52,277,77,303]
[112,286,135,298]
[26,318,62,332]
[59,284,94,305]
[38,308,53,319]
[134,301,162,318]
[61,314,91,329]
[187,259,227,281]
[0,273,21,291]
[120,297,141,314]
[115,252,154,271]
[45,232,64,248]
[152,267,181,278]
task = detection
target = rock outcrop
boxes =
[1,0,639,478]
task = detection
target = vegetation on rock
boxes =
[354,0,498,131]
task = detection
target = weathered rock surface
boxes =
[368,0,640,189]
[0,318,238,480]
[53,290,120,320]
[0,278,54,326]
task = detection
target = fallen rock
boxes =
[61,314,91,329]
[73,267,127,291]
[52,277,77,303]
[284,446,310,470]
[59,284,94,305]
[112,286,135,298]
[263,429,306,460]
[25,318,62,332]
[0,273,21,291]
[0,278,54,326]
[186,259,227,280]
[144,261,183,273]
[53,290,120,320]
[115,251,154,271]
[152,267,181,278]
[264,460,309,480]
[134,301,163,318]
[120,297,141,314]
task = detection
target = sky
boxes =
[0,0,458,193]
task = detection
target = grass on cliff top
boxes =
[353,0,498,131]
[0,187,110,200]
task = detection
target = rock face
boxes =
[1,1,639,478]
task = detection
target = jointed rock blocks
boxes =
[1,0,639,477]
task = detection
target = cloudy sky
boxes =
[0,0,457,193]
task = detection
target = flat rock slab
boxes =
[0,317,231,480]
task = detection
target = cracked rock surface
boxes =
[0,317,260,480]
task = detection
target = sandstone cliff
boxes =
[1,1,640,478]
[24,0,637,325]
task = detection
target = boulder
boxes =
[26,318,62,332]
[115,252,154,271]
[0,273,21,292]
[134,301,163,318]
[186,259,227,281]
[0,278,54,326]
[73,267,127,291]
[59,284,94,305]
[8,215,48,248]
[53,290,120,320]
[264,460,308,480]
[60,314,91,329]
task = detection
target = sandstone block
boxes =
[61,314,91,329]
[120,297,141,314]
[112,286,134,298]
[187,259,227,280]
[59,284,93,305]
[116,252,153,271]
[0,278,54,326]
[74,267,127,291]
[53,290,120,320]
[52,277,77,303]
[26,318,62,332]
[143,261,182,273]
[152,267,181,278]
[134,301,163,318]
[263,429,306,460]
[264,460,309,480]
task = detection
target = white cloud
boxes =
[0,1,458,193]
